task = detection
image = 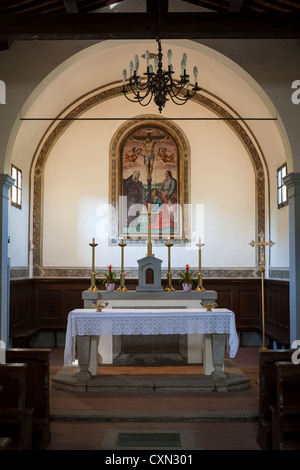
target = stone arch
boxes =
[31,85,265,275]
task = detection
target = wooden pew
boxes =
[257,349,295,450]
[0,385,12,450]
[6,348,51,450]
[0,363,34,450]
[0,437,12,450]
[271,361,300,450]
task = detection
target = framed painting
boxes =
[109,117,191,243]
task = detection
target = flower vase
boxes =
[182,283,192,292]
[105,283,115,292]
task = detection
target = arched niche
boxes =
[108,114,191,244]
[31,84,266,276]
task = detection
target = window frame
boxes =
[11,164,22,210]
[277,163,288,209]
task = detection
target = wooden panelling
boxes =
[32,279,89,322]
[10,279,34,328]
[10,277,290,346]
[265,280,290,347]
[202,278,262,330]
[35,289,60,318]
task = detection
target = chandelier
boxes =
[121,38,201,113]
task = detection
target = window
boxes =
[11,164,22,209]
[277,163,288,209]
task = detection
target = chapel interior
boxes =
[0,0,300,454]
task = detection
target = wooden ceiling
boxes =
[0,0,299,52]
[0,0,299,14]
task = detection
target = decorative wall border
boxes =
[31,85,266,277]
[269,268,289,280]
[27,266,260,279]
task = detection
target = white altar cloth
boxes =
[64,308,239,366]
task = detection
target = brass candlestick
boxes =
[165,238,175,291]
[195,237,205,291]
[117,238,128,291]
[249,231,275,350]
[88,238,99,291]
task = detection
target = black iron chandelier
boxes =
[121,38,201,113]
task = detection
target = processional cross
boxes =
[249,231,275,350]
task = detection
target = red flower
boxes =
[178,264,195,286]
[102,265,117,285]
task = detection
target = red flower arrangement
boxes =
[102,264,117,285]
[178,264,195,286]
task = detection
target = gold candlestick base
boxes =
[165,272,175,291]
[195,273,206,291]
[88,273,99,291]
[117,272,128,292]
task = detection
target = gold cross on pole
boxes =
[249,231,275,350]
[139,203,160,257]
[249,231,275,271]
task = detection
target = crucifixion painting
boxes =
[120,125,181,239]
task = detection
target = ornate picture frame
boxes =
[109,116,191,244]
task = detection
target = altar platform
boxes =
[48,347,259,450]
[52,357,250,393]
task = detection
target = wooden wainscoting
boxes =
[264,280,290,347]
[9,277,290,347]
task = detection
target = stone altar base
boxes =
[51,360,250,393]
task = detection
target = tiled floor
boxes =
[47,347,262,451]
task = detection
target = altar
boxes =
[82,289,218,367]
[64,304,239,382]
[60,233,242,388]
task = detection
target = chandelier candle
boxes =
[122,39,201,113]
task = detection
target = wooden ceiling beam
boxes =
[0,12,299,40]
[229,0,245,12]
[63,0,79,14]
[146,0,169,12]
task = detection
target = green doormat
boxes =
[116,432,182,448]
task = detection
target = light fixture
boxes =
[121,38,201,113]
